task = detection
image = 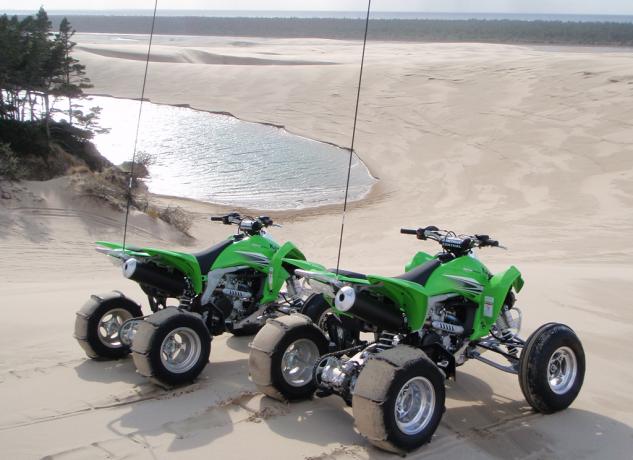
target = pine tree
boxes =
[54,18,92,125]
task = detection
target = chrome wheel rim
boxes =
[97,308,133,348]
[394,376,436,435]
[547,346,577,395]
[281,339,320,387]
[160,327,202,374]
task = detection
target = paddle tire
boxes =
[301,293,361,349]
[519,322,585,414]
[301,293,332,328]
[249,313,328,401]
[352,346,446,454]
[74,291,143,359]
[131,307,211,387]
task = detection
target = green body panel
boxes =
[210,234,279,272]
[96,240,203,293]
[97,233,305,305]
[422,255,490,302]
[404,251,434,272]
[309,249,523,340]
[473,265,523,340]
[363,275,429,331]
[282,258,329,274]
[264,242,307,304]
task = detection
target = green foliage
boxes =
[0,142,22,180]
[47,16,633,47]
[0,120,50,157]
[0,8,92,128]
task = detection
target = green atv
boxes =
[74,212,310,386]
[249,226,585,453]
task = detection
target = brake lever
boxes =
[271,223,283,228]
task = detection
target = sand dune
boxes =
[77,44,337,65]
[1,35,632,459]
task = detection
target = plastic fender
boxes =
[96,241,203,294]
[404,251,434,272]
[262,242,307,304]
[470,265,524,340]
[96,241,151,258]
[363,275,429,331]
[281,257,329,273]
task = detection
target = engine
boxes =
[315,332,401,405]
[425,296,475,355]
[211,273,260,321]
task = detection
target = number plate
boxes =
[484,296,495,317]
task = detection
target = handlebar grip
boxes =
[210,216,223,221]
[400,228,418,235]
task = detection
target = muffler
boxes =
[122,258,186,295]
[335,286,404,331]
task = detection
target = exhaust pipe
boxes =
[122,258,186,295]
[335,286,404,331]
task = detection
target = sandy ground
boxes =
[1,35,632,459]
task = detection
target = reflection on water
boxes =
[66,96,375,210]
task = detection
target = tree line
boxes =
[0,7,93,139]
[46,15,633,47]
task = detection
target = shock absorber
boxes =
[495,306,522,356]
[375,332,400,351]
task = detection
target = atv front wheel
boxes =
[519,322,585,413]
[131,307,211,386]
[352,346,445,454]
[249,313,328,401]
[74,292,143,359]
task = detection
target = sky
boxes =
[1,0,633,15]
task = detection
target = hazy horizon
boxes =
[1,0,633,16]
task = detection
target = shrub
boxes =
[0,142,22,180]
[158,205,193,235]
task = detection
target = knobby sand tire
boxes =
[519,322,585,414]
[74,291,142,359]
[249,313,327,401]
[131,307,211,387]
[352,346,445,454]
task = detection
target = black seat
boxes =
[328,268,367,280]
[395,259,441,286]
[193,239,233,274]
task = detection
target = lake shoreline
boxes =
[81,92,381,214]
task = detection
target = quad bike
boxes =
[249,226,585,453]
[74,212,310,386]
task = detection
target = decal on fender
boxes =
[484,296,494,317]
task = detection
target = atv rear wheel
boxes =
[74,292,143,359]
[249,313,328,401]
[519,322,585,413]
[301,293,361,349]
[131,307,211,386]
[301,293,333,330]
[352,346,445,454]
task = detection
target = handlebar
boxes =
[210,212,279,235]
[401,226,506,252]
